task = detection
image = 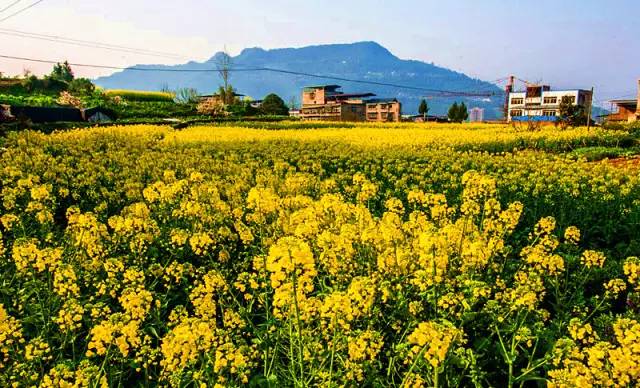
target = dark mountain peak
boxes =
[274,41,396,61]
[205,51,231,64]
[238,47,267,58]
[230,41,397,64]
[346,41,395,56]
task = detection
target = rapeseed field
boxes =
[0,123,639,387]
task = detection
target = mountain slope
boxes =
[95,41,504,117]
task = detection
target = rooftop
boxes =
[329,92,377,99]
[610,99,638,106]
[365,98,398,104]
[509,88,592,95]
[303,85,342,91]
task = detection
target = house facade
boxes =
[507,85,593,123]
[608,80,639,123]
[300,85,401,122]
[365,99,402,122]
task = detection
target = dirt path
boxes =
[600,157,640,169]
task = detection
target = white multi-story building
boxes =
[469,107,484,122]
[507,85,592,122]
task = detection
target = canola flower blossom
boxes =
[0,123,638,386]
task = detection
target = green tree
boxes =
[558,96,587,128]
[50,61,74,83]
[68,78,95,95]
[448,102,459,123]
[448,101,469,123]
[418,99,429,120]
[458,102,469,122]
[260,93,289,116]
[288,96,299,110]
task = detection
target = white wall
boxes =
[507,90,588,121]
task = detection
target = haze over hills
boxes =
[95,41,504,117]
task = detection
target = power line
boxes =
[0,28,188,59]
[0,23,497,97]
[0,53,256,72]
[0,27,262,67]
[0,0,44,22]
[249,67,495,97]
[0,53,497,97]
[0,0,21,14]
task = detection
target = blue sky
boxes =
[1,0,638,103]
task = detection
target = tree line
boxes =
[417,99,469,123]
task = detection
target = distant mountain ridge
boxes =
[95,41,504,117]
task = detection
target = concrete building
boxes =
[300,85,401,122]
[608,80,639,123]
[507,84,593,123]
[288,109,301,118]
[608,100,638,123]
[365,98,402,122]
[469,107,485,122]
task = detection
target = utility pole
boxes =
[586,86,594,130]
[504,75,515,122]
[216,46,233,105]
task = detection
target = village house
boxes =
[406,114,448,123]
[198,92,245,104]
[288,108,301,118]
[469,107,485,122]
[608,80,639,123]
[365,98,402,122]
[300,85,401,122]
[507,84,593,123]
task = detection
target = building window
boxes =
[564,96,576,104]
[510,110,523,117]
[511,98,524,105]
[543,97,557,104]
[543,110,557,117]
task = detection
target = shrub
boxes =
[68,78,96,96]
[260,93,289,116]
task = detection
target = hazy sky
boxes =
[1,0,638,103]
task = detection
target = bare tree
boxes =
[217,48,233,91]
[288,96,299,110]
[175,88,199,104]
[213,48,238,106]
